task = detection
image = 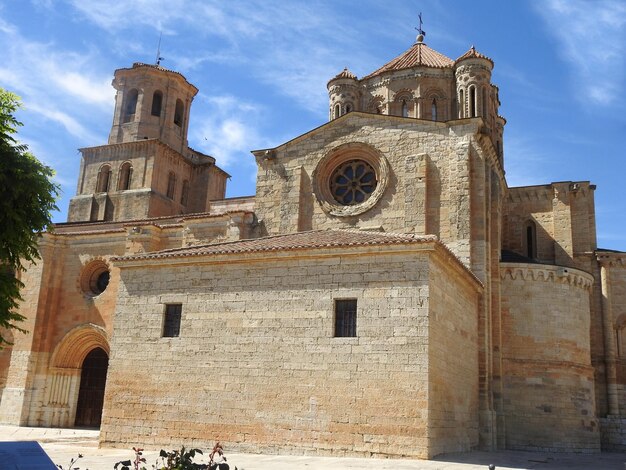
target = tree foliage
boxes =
[0,89,59,346]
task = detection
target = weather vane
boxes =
[155,31,165,66]
[415,12,426,38]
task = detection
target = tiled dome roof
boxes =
[456,46,494,65]
[363,40,454,79]
[327,67,357,86]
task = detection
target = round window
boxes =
[330,160,378,205]
[80,261,110,297]
[312,143,389,217]
[91,270,110,295]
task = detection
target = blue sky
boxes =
[1,0,625,250]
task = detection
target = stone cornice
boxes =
[507,182,594,203]
[500,262,594,290]
[596,251,626,267]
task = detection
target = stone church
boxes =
[1,32,625,459]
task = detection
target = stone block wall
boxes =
[102,245,479,458]
[500,263,599,452]
[428,253,480,456]
[254,114,493,267]
[503,182,596,268]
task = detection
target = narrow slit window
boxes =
[401,100,409,117]
[151,90,163,117]
[166,172,176,199]
[469,86,476,118]
[117,162,132,190]
[96,165,112,193]
[180,180,189,206]
[431,98,437,121]
[123,89,139,123]
[459,89,465,118]
[174,99,184,127]
[334,299,357,337]
[163,304,182,338]
[525,220,537,259]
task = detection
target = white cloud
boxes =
[190,94,270,168]
[64,1,377,117]
[535,0,626,106]
[27,103,100,143]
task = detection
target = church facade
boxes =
[1,34,625,459]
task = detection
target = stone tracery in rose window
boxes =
[330,160,377,205]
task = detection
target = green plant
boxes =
[154,446,205,470]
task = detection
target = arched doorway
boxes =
[75,347,109,428]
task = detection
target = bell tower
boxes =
[108,63,198,154]
[67,63,228,224]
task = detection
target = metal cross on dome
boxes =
[415,12,426,37]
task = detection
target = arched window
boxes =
[96,165,112,193]
[180,180,189,206]
[117,162,132,191]
[401,100,409,117]
[123,89,139,123]
[459,89,465,118]
[469,86,476,118]
[345,103,352,113]
[166,172,176,199]
[151,90,163,117]
[524,220,537,259]
[431,98,438,121]
[174,99,184,127]
[334,104,340,119]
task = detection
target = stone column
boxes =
[600,260,620,415]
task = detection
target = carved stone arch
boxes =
[392,88,415,102]
[50,323,110,369]
[423,87,447,121]
[392,89,415,117]
[40,324,110,428]
[423,87,446,100]
[367,95,385,114]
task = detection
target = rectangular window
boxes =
[334,299,357,337]
[163,304,182,337]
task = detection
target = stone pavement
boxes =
[0,425,624,470]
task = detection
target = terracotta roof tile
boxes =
[455,46,494,65]
[329,67,357,82]
[363,42,454,79]
[113,229,438,262]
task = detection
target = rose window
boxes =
[330,160,378,205]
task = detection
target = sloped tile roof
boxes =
[363,42,454,79]
[113,229,438,262]
[456,46,494,65]
[329,67,357,81]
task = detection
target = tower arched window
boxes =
[431,98,438,121]
[524,220,537,259]
[401,100,409,117]
[469,86,477,118]
[180,180,189,206]
[96,165,112,193]
[334,104,340,119]
[174,99,184,127]
[123,89,139,123]
[117,162,133,191]
[459,89,465,118]
[345,103,352,113]
[151,90,163,117]
[166,172,176,199]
